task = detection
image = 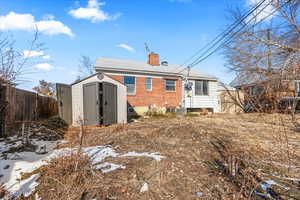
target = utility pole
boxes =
[183,66,191,110]
[267,29,272,73]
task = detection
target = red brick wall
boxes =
[109,75,182,108]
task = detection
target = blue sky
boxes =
[0,0,252,90]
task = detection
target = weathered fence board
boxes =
[0,84,58,137]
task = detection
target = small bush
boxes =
[185,112,199,117]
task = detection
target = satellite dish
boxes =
[184,82,193,91]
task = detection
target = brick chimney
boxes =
[148,52,160,66]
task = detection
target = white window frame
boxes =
[165,79,176,92]
[195,80,209,96]
[124,76,136,95]
[146,77,152,91]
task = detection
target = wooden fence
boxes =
[0,84,58,137]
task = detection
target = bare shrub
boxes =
[37,153,103,200]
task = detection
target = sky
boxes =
[0,0,259,90]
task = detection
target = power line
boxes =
[177,0,268,71]
[178,0,292,75]
[187,0,292,69]
[187,0,273,69]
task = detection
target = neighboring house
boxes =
[230,67,300,111]
[95,52,219,115]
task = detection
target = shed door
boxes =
[103,82,117,125]
[83,83,100,126]
[56,84,72,124]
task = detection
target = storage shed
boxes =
[71,73,127,126]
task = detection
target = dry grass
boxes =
[36,153,105,200]
[37,113,300,199]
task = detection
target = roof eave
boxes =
[95,66,217,80]
[95,66,183,77]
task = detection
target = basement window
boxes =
[124,76,136,94]
[165,79,176,91]
[195,80,209,95]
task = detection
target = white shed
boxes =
[71,73,127,126]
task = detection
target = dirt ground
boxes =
[36,113,300,200]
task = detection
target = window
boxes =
[195,80,209,95]
[146,77,152,91]
[249,85,263,96]
[165,79,176,91]
[124,76,136,94]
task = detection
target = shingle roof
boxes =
[95,57,217,80]
[230,71,267,88]
[218,82,236,91]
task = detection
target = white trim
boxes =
[101,71,165,79]
[96,67,218,81]
[194,80,209,96]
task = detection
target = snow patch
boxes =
[121,152,165,161]
[140,182,149,193]
[0,137,165,198]
[95,162,126,173]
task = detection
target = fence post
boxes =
[0,84,4,137]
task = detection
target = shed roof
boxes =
[95,57,217,80]
[71,72,125,86]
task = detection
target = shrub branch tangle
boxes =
[224,0,300,114]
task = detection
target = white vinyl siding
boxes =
[184,80,220,112]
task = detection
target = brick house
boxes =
[95,53,220,115]
[230,65,300,112]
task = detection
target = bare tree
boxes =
[224,0,300,113]
[0,29,42,84]
[77,55,95,80]
[33,80,56,97]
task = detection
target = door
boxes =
[83,83,100,126]
[103,82,117,125]
[56,84,72,124]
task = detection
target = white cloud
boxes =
[23,50,44,58]
[23,50,51,60]
[0,12,74,37]
[69,0,121,23]
[42,55,51,59]
[246,0,275,21]
[35,63,54,71]
[117,44,135,53]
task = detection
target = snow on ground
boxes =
[0,138,63,198]
[0,137,165,198]
[120,152,165,161]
